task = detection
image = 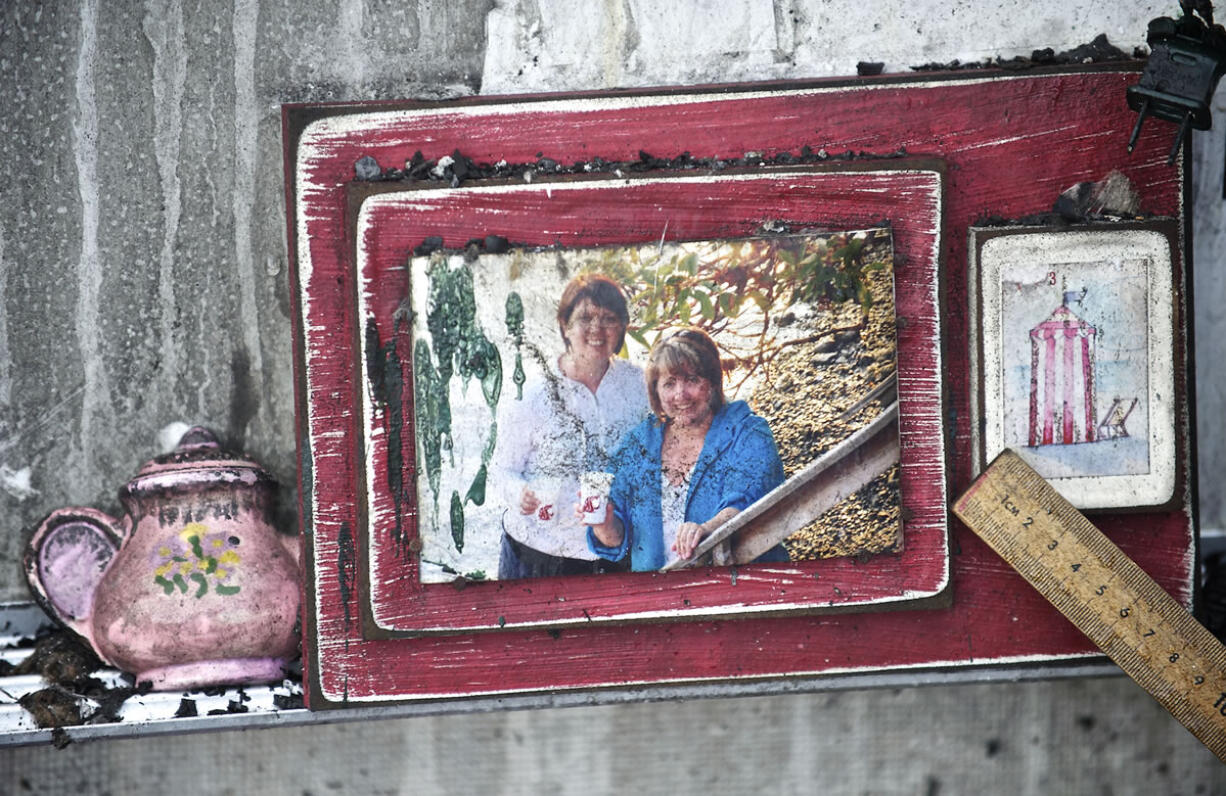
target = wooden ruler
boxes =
[953,450,1226,762]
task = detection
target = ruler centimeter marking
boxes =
[953,450,1226,763]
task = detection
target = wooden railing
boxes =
[662,398,900,570]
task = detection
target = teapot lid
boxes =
[123,426,273,497]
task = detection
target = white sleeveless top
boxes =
[660,467,693,568]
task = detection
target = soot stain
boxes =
[365,318,412,556]
[337,521,357,637]
[228,344,259,448]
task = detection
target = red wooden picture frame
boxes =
[351,165,950,637]
[283,66,1195,708]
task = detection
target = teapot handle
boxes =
[24,508,125,654]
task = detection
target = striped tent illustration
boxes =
[1028,292,1098,447]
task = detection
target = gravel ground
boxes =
[749,236,902,561]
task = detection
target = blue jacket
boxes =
[588,400,788,570]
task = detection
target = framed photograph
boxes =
[968,222,1181,510]
[397,231,900,583]
[285,68,1195,709]
[352,166,950,637]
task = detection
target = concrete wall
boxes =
[0,0,490,599]
[3,0,1226,790]
[4,679,1223,794]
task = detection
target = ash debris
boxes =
[353,144,911,190]
[4,631,138,730]
[911,33,1142,72]
[976,170,1151,228]
[1,631,102,685]
[4,629,304,734]
[370,145,908,258]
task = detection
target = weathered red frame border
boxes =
[283,66,1196,708]
[351,165,950,636]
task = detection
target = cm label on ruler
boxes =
[955,451,1226,761]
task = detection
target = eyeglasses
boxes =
[570,313,622,329]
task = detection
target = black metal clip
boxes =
[1126,0,1226,175]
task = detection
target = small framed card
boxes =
[969,221,1182,510]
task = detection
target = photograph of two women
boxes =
[407,229,903,583]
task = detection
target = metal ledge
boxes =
[0,599,1130,749]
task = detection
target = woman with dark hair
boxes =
[587,328,788,571]
[492,273,649,579]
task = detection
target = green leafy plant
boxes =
[581,232,888,389]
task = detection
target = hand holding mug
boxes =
[584,496,624,548]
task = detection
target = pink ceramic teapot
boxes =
[24,427,300,690]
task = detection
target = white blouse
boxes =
[492,356,649,559]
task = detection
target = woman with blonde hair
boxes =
[588,328,788,570]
